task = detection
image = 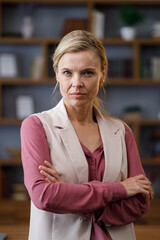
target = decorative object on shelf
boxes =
[31,57,43,81]
[92,10,105,39]
[123,105,142,120]
[61,18,88,37]
[19,2,36,39]
[152,22,160,38]
[21,16,35,39]
[0,53,19,78]
[15,95,35,119]
[120,5,144,40]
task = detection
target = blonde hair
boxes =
[52,30,108,109]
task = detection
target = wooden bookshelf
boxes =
[0,0,160,227]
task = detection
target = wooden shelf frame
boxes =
[0,0,160,204]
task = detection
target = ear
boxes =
[100,69,106,85]
[55,69,60,82]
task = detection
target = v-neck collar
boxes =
[80,135,103,156]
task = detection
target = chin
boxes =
[67,99,88,108]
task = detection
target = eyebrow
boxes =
[61,67,96,71]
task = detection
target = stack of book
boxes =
[108,59,133,79]
[141,57,160,81]
[151,57,160,81]
[11,183,29,201]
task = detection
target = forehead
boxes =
[58,50,101,69]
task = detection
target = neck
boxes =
[65,103,95,124]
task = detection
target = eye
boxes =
[83,71,93,77]
[63,70,71,76]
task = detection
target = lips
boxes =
[70,92,86,95]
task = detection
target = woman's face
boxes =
[56,50,105,110]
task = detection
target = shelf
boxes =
[2,0,159,4]
[0,37,61,44]
[1,0,88,3]
[0,159,22,166]
[102,38,160,45]
[0,118,22,125]
[0,78,55,85]
[125,119,160,126]
[0,199,30,223]
[0,37,160,45]
[93,0,160,4]
[142,158,160,166]
[108,78,160,86]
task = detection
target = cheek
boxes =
[91,77,101,92]
[59,79,71,95]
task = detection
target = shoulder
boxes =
[21,106,57,137]
[104,114,125,133]
[103,114,134,138]
[21,115,45,137]
[21,115,42,129]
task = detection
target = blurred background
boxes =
[0,0,160,239]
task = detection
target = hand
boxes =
[39,161,63,183]
[121,174,154,200]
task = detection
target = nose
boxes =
[72,74,83,88]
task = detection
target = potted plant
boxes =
[120,5,144,40]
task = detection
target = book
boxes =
[108,59,133,78]
[61,18,88,36]
[151,57,160,81]
[0,53,18,78]
[31,57,43,81]
[92,10,105,39]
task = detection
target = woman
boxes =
[21,30,153,240]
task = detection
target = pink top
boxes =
[21,115,149,240]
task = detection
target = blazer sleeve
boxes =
[21,115,126,214]
[96,124,150,226]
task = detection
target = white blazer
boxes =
[28,99,136,240]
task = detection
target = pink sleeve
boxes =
[97,124,150,226]
[21,115,126,214]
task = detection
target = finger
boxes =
[45,178,52,183]
[135,174,147,180]
[136,179,151,191]
[149,187,154,200]
[44,160,53,168]
[39,165,57,176]
[136,175,151,184]
[40,169,58,182]
[145,193,150,202]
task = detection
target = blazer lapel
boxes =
[96,111,123,183]
[53,99,89,184]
